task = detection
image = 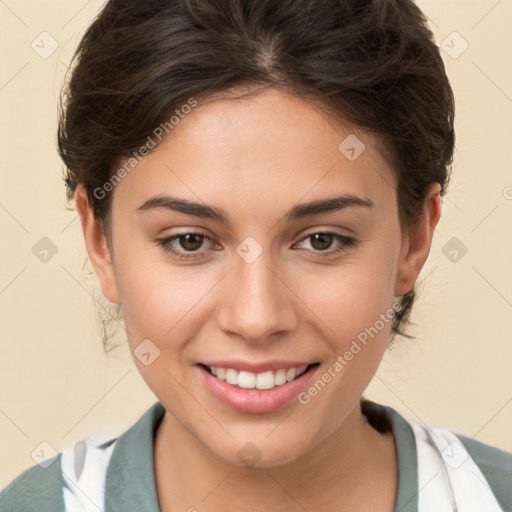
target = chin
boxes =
[205,432,313,470]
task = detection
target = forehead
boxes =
[112,87,397,219]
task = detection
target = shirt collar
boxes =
[361,398,419,512]
[104,399,418,512]
[104,400,165,512]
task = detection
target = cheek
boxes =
[119,264,208,336]
[294,248,398,343]
[114,241,224,360]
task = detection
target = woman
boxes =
[2,0,510,510]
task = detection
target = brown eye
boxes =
[309,233,335,251]
[177,233,206,251]
[155,231,216,260]
[295,231,357,257]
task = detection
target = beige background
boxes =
[1,0,511,488]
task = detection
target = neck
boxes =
[153,401,397,511]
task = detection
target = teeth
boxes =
[286,368,297,382]
[208,364,309,390]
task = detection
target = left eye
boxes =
[155,231,356,260]
[294,232,357,255]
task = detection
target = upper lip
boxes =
[199,360,317,373]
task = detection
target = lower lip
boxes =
[196,364,320,414]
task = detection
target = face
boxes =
[77,86,439,468]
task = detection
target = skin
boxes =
[75,86,441,511]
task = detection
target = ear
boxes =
[74,185,121,304]
[394,182,442,296]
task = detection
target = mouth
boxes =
[198,362,320,390]
[196,361,321,413]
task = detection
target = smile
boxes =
[203,364,310,390]
[196,362,321,414]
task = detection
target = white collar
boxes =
[410,422,505,511]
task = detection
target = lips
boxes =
[196,361,320,414]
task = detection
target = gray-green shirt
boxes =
[1,399,511,511]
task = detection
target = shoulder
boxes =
[0,401,165,512]
[361,398,512,511]
[455,431,512,473]
[1,434,121,512]
[454,432,512,510]
[0,453,66,512]
[413,420,512,511]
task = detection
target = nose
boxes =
[216,248,299,343]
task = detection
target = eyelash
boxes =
[155,231,357,260]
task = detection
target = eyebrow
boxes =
[136,193,375,223]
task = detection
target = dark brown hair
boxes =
[58,0,455,350]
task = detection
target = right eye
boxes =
[155,231,218,260]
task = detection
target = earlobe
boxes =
[394,183,442,297]
[74,185,121,304]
